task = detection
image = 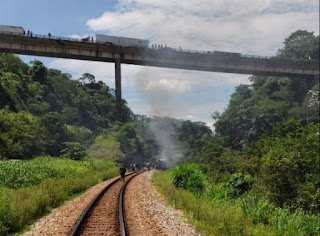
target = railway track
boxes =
[69,171,143,236]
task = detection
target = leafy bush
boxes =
[0,109,45,160]
[239,192,319,235]
[0,163,118,235]
[153,170,319,236]
[89,133,124,161]
[227,173,253,198]
[258,122,319,212]
[171,163,205,193]
[60,142,86,160]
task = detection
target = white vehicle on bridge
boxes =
[0,25,25,35]
[96,34,149,47]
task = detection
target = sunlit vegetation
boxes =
[155,30,319,235]
[0,157,118,235]
[0,29,318,235]
[153,169,319,235]
[0,51,161,235]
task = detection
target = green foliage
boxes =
[0,72,29,111]
[0,54,29,75]
[258,121,319,213]
[214,31,319,146]
[0,156,99,189]
[79,73,95,84]
[60,142,87,160]
[153,170,319,236]
[0,109,45,159]
[41,112,68,156]
[0,157,118,235]
[193,136,229,182]
[171,163,205,193]
[175,120,212,159]
[227,173,253,198]
[116,123,144,164]
[66,125,93,145]
[132,116,160,160]
[29,60,49,84]
[239,192,319,235]
[277,30,319,60]
[89,132,124,161]
[0,53,141,160]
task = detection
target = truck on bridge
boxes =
[0,25,25,35]
[96,34,149,47]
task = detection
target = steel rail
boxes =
[119,171,144,236]
[68,172,135,236]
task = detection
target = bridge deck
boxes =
[0,33,318,78]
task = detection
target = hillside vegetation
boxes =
[0,29,318,235]
[0,46,160,234]
[153,30,319,235]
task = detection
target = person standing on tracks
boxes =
[120,164,126,182]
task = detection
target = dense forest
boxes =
[0,54,162,165]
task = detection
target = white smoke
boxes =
[149,117,182,168]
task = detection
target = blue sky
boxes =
[1,0,319,127]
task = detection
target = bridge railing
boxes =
[0,31,316,64]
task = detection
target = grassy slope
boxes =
[152,170,319,236]
[0,156,118,235]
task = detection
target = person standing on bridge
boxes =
[120,164,126,182]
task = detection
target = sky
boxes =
[0,0,319,127]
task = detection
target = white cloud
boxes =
[49,59,116,86]
[87,0,319,55]
[187,114,194,120]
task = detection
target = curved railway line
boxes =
[69,171,143,236]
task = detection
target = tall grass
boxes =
[0,156,111,189]
[152,170,319,236]
[239,193,319,235]
[0,157,118,235]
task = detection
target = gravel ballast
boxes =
[23,170,198,236]
[124,170,199,236]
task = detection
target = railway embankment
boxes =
[0,156,118,235]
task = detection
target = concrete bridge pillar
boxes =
[314,74,319,83]
[115,58,122,121]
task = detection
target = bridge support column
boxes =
[115,58,122,121]
[314,74,319,83]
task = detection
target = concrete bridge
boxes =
[0,33,319,120]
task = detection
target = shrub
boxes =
[0,109,45,160]
[227,173,253,198]
[171,163,205,193]
[258,122,319,212]
[60,142,86,160]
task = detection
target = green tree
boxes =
[40,112,68,156]
[0,109,45,159]
[277,30,319,60]
[79,73,95,84]
[60,142,87,160]
[258,121,319,213]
